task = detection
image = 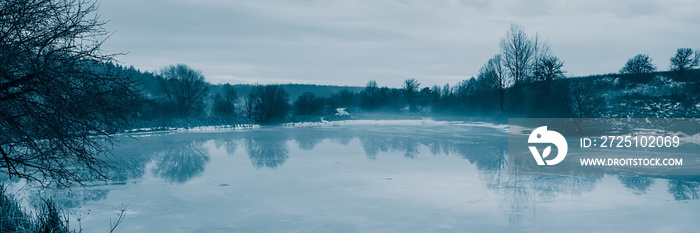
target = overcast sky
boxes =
[98,0,700,87]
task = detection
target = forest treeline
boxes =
[117,24,700,127]
[120,65,700,128]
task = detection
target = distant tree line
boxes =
[123,24,699,126]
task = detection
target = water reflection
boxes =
[618,175,655,195]
[486,173,603,223]
[359,135,389,160]
[358,133,433,159]
[151,141,210,183]
[463,142,604,223]
[293,129,325,151]
[329,131,353,146]
[107,139,163,182]
[245,131,289,169]
[393,137,420,158]
[213,138,238,156]
[668,179,700,201]
[18,125,700,227]
[29,188,110,209]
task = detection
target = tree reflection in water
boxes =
[151,141,210,183]
[293,129,326,151]
[245,131,289,169]
[95,140,158,184]
[436,139,606,224]
[358,133,424,159]
[28,188,110,209]
[392,137,420,158]
[213,138,239,156]
[22,126,700,225]
[329,130,353,146]
[668,179,700,201]
[618,175,655,195]
[359,135,389,160]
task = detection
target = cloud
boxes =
[98,0,700,87]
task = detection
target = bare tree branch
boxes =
[1,0,141,187]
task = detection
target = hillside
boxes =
[560,69,700,118]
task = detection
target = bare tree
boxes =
[568,81,604,118]
[248,85,290,124]
[500,24,536,91]
[533,55,566,83]
[241,96,256,123]
[530,33,552,82]
[293,92,323,115]
[159,64,209,117]
[620,54,656,74]
[212,83,237,117]
[669,48,700,74]
[360,80,381,109]
[0,0,141,185]
[479,54,509,112]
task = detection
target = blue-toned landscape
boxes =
[2,0,700,232]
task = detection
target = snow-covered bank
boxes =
[122,119,509,137]
[284,118,508,132]
[179,124,261,133]
[122,124,261,137]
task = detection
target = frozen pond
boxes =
[17,120,700,232]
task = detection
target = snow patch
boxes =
[506,124,531,135]
[283,119,507,131]
[123,124,260,137]
[335,108,350,116]
[181,124,260,133]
